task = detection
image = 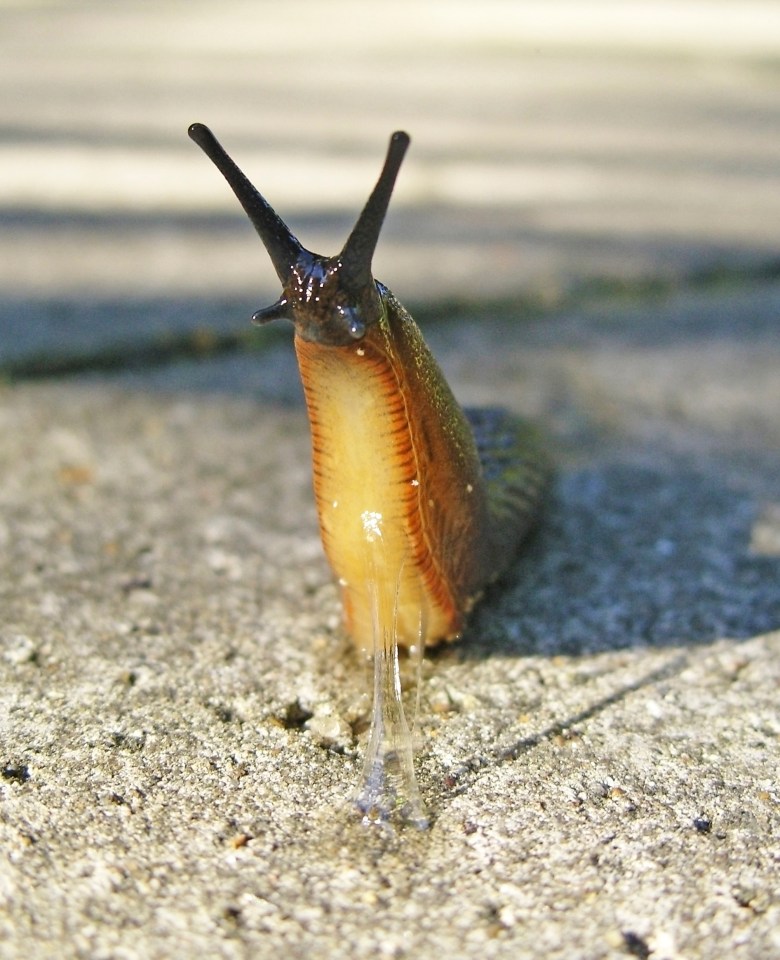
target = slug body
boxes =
[189,123,550,823]
[296,289,491,651]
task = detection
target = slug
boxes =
[189,124,551,826]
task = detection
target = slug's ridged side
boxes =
[466,406,553,570]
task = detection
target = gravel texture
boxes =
[2,283,779,959]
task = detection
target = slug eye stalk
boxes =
[187,122,303,284]
[339,130,409,289]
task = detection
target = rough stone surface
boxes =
[2,281,779,959]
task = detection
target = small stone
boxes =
[305,712,352,749]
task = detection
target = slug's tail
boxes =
[466,407,553,570]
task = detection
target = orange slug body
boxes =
[296,286,492,650]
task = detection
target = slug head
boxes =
[188,123,410,346]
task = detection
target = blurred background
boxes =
[0,0,778,375]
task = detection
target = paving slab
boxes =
[2,281,779,959]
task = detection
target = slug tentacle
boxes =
[251,298,293,326]
[340,131,409,289]
[189,124,552,827]
[187,123,305,284]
